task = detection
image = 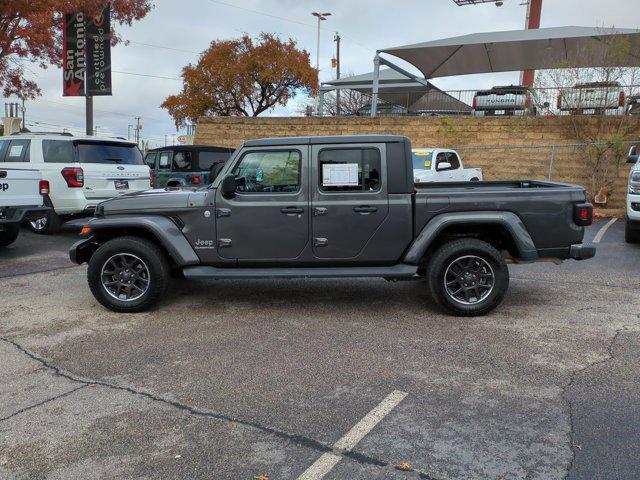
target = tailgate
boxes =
[82,164,151,200]
[0,168,42,207]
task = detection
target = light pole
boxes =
[311,12,331,76]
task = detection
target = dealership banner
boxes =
[86,4,112,96]
[63,12,86,96]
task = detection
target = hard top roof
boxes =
[243,135,409,147]
[147,144,234,152]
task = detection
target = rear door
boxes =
[215,146,309,260]
[0,139,41,208]
[311,143,389,259]
[155,150,172,188]
[75,141,149,199]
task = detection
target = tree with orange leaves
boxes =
[162,33,317,126]
[0,0,153,99]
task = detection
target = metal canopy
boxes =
[320,69,472,115]
[380,26,640,79]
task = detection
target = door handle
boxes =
[281,206,304,214]
[353,206,377,213]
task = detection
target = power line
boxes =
[126,40,200,55]
[112,70,181,81]
[204,0,371,52]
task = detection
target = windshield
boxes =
[76,142,143,165]
[412,151,434,170]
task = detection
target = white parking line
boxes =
[593,217,618,243]
[297,390,408,480]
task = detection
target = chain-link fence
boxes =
[453,141,639,209]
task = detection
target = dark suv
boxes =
[145,145,234,188]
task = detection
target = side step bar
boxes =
[182,264,418,280]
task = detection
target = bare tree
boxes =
[536,31,640,203]
[298,89,372,116]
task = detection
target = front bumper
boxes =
[627,193,640,221]
[570,243,597,261]
[69,237,99,265]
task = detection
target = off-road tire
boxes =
[625,218,640,244]
[427,238,509,316]
[0,224,20,247]
[87,236,170,313]
[27,197,62,234]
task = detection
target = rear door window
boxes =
[2,139,30,162]
[43,140,75,163]
[318,147,381,192]
[158,151,172,170]
[76,142,143,165]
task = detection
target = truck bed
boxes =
[413,180,587,255]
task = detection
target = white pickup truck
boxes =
[412,148,483,183]
[0,167,47,246]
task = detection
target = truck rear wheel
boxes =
[87,236,170,313]
[0,224,20,247]
[427,238,509,316]
[28,198,62,234]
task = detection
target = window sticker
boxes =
[9,145,23,157]
[424,161,431,168]
[322,163,359,186]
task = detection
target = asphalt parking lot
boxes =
[1,219,639,480]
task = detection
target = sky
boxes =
[11,0,640,148]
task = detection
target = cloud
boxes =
[14,0,638,148]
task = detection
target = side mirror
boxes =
[220,173,236,198]
[436,162,452,171]
[627,146,639,164]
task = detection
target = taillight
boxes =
[149,168,155,188]
[39,180,50,195]
[192,174,201,185]
[472,95,477,109]
[557,94,562,109]
[574,203,593,226]
[618,91,625,107]
[61,167,84,188]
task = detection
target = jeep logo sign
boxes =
[0,183,9,191]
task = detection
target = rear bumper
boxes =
[569,243,596,261]
[0,205,49,225]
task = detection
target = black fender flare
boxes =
[69,215,199,266]
[403,211,538,265]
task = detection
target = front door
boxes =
[311,143,389,259]
[215,146,309,260]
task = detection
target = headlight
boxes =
[630,172,640,194]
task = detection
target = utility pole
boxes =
[164,134,168,146]
[334,32,341,116]
[521,0,542,86]
[134,116,141,145]
[311,12,331,90]
[20,99,25,132]
[127,124,133,141]
[94,126,99,136]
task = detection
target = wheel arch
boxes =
[404,211,538,266]
[71,216,199,266]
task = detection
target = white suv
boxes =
[627,145,640,244]
[0,133,152,233]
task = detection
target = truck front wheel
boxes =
[427,238,509,316]
[87,236,170,313]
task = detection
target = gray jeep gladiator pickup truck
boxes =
[70,135,595,316]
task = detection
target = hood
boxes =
[98,188,199,215]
